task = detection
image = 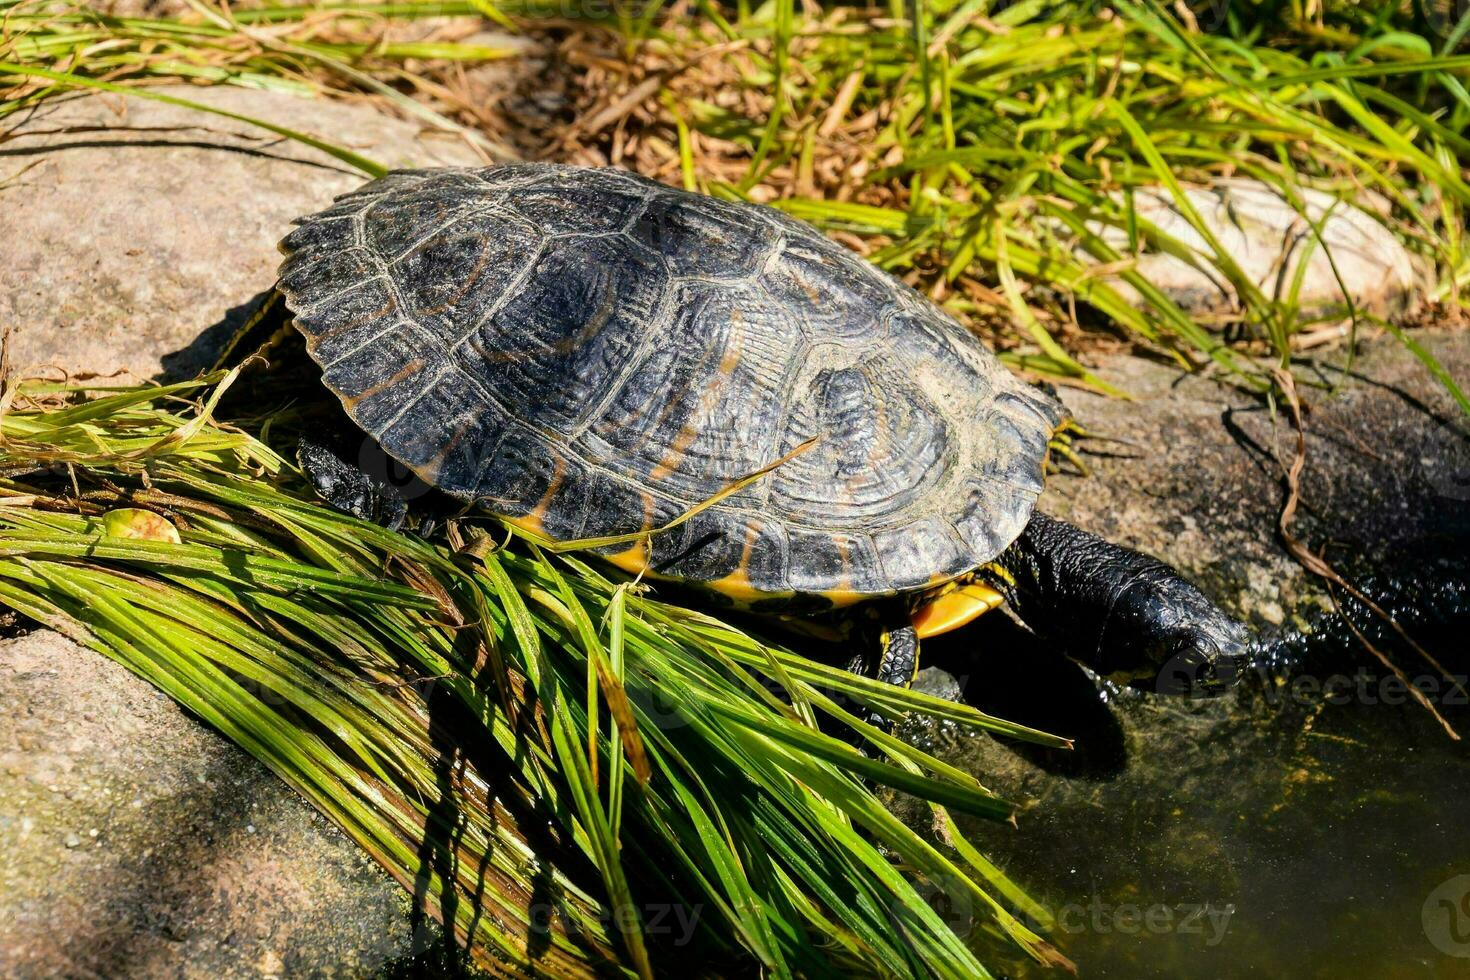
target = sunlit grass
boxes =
[3,0,1466,404]
[0,373,1073,978]
[2,0,1468,974]
[588,0,1469,400]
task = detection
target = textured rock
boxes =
[1085,179,1423,322]
[1043,328,1470,624]
[911,329,1470,979]
[0,85,484,382]
[0,631,444,978]
[0,86,494,978]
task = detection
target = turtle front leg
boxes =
[983,512,1250,695]
[843,602,922,731]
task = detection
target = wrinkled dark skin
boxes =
[297,438,410,533]
[987,512,1250,696]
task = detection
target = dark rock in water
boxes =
[911,666,966,703]
[909,330,1470,978]
[0,631,454,977]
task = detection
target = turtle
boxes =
[266,163,1248,701]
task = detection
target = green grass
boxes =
[3,0,1465,405]
[0,372,1073,978]
[629,0,1469,398]
[2,0,1470,399]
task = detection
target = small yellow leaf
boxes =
[102,508,181,544]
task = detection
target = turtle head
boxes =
[998,512,1254,697]
[1105,570,1252,702]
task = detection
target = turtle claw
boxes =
[1151,616,1252,698]
[1102,561,1253,697]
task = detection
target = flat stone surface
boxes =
[0,85,484,382]
[0,631,437,978]
[1085,180,1423,322]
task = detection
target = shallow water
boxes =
[914,550,1470,979]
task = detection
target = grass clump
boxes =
[1,0,1468,974]
[541,0,1469,396]
[0,372,1072,978]
[3,0,1467,401]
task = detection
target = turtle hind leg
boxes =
[987,512,1251,696]
[1045,420,1141,478]
[1046,419,1092,477]
[842,601,921,736]
[297,437,408,532]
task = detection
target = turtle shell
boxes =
[276,164,1065,609]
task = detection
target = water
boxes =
[912,553,1470,979]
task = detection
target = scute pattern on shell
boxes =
[277,164,1065,604]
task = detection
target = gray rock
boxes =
[1044,328,1470,623]
[1082,180,1423,322]
[0,86,484,382]
[0,87,490,978]
[0,630,442,978]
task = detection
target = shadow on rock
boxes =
[925,616,1128,779]
[159,289,278,381]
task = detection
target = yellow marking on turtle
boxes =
[984,561,1017,588]
[602,489,658,576]
[707,520,765,603]
[499,510,548,540]
[343,358,425,409]
[528,454,567,524]
[649,341,742,482]
[605,539,650,576]
[650,423,700,481]
[911,581,1007,639]
[707,566,766,603]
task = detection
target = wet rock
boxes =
[0,630,445,978]
[0,85,485,382]
[911,666,965,703]
[1083,180,1423,321]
